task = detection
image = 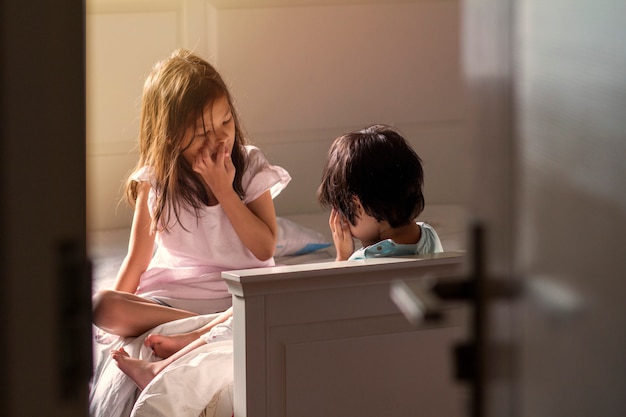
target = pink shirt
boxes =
[132,146,291,300]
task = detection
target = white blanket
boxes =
[90,314,233,417]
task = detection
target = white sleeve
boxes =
[416,222,444,253]
[130,166,154,184]
[241,146,291,204]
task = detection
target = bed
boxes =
[89,204,468,417]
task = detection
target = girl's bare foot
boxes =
[144,332,197,358]
[111,347,164,390]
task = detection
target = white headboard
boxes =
[224,252,468,416]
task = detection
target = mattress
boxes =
[88,204,467,293]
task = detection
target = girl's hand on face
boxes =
[329,208,354,261]
[192,142,235,199]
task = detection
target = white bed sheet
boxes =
[89,205,466,290]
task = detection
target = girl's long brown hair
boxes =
[124,49,248,232]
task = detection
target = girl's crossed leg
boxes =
[111,307,234,388]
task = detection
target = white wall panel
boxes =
[86,7,181,230]
[217,1,468,215]
[217,3,463,132]
[86,0,468,230]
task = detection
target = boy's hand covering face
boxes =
[329,208,354,261]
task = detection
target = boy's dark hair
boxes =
[317,124,425,228]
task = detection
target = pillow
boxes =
[275,217,331,257]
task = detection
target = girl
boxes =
[92,49,290,339]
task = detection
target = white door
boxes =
[464,0,626,415]
[0,0,90,416]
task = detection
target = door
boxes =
[463,0,626,416]
[0,0,91,416]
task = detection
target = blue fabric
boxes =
[348,222,443,260]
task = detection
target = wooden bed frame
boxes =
[224,251,468,417]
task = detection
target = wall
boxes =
[87,0,468,231]
[86,0,211,230]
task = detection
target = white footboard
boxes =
[224,252,468,417]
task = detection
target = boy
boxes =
[317,124,443,260]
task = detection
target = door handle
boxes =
[390,222,584,417]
